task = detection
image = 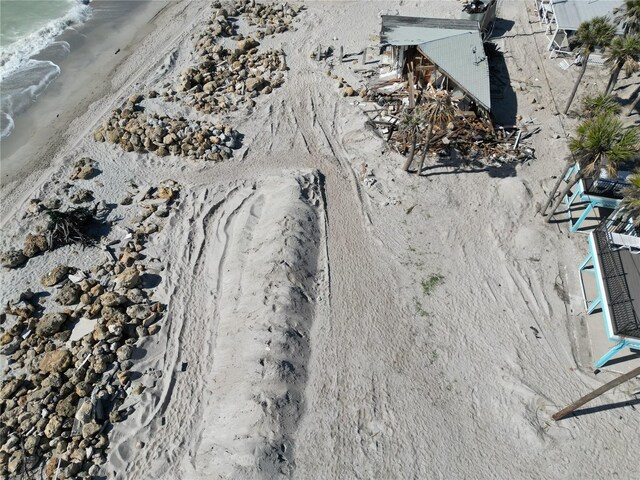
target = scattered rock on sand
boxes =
[44,415,63,438]
[7,450,24,475]
[0,249,27,268]
[116,344,133,362]
[0,335,20,355]
[55,282,81,306]
[23,234,49,258]
[70,157,98,180]
[237,36,259,52]
[41,265,70,286]
[81,421,101,440]
[70,188,94,204]
[94,102,241,161]
[100,291,127,307]
[246,76,266,92]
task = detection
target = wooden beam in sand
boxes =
[552,366,640,421]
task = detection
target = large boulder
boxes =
[116,268,141,289]
[36,312,69,337]
[40,349,72,373]
[237,36,259,52]
[55,282,81,305]
[41,265,69,287]
[23,234,49,258]
[246,77,265,92]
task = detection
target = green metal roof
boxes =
[417,31,491,110]
[380,15,479,45]
[380,16,491,110]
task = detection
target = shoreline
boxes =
[0,1,639,479]
[0,0,169,190]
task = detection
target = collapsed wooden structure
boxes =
[377,15,492,114]
[357,13,537,166]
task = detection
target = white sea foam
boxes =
[0,112,15,139]
[0,1,91,81]
[0,1,91,140]
[1,60,62,139]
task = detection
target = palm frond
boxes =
[575,16,617,54]
[614,0,640,35]
[621,171,640,226]
[569,113,640,177]
[580,93,621,118]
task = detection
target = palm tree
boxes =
[621,171,640,226]
[415,91,457,175]
[564,17,616,114]
[580,93,621,118]
[544,113,640,222]
[614,0,640,35]
[539,99,621,215]
[539,156,576,217]
[604,34,640,94]
[627,89,640,115]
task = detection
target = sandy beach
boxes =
[1,1,639,479]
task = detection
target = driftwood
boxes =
[44,205,108,250]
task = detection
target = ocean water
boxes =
[0,0,91,138]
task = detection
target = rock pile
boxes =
[178,40,287,114]
[177,0,303,114]
[93,95,241,160]
[0,181,180,478]
[194,7,237,46]
[235,0,304,38]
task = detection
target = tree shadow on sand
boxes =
[418,155,519,178]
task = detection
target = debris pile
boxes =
[93,95,241,160]
[1,205,108,269]
[363,87,535,165]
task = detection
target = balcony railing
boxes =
[583,177,629,200]
[594,223,640,339]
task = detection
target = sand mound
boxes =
[107,171,327,479]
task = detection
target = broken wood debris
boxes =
[360,82,538,165]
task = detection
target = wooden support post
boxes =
[316,45,322,61]
[386,119,397,141]
[339,46,343,63]
[361,47,367,64]
[552,366,640,421]
[408,71,416,109]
